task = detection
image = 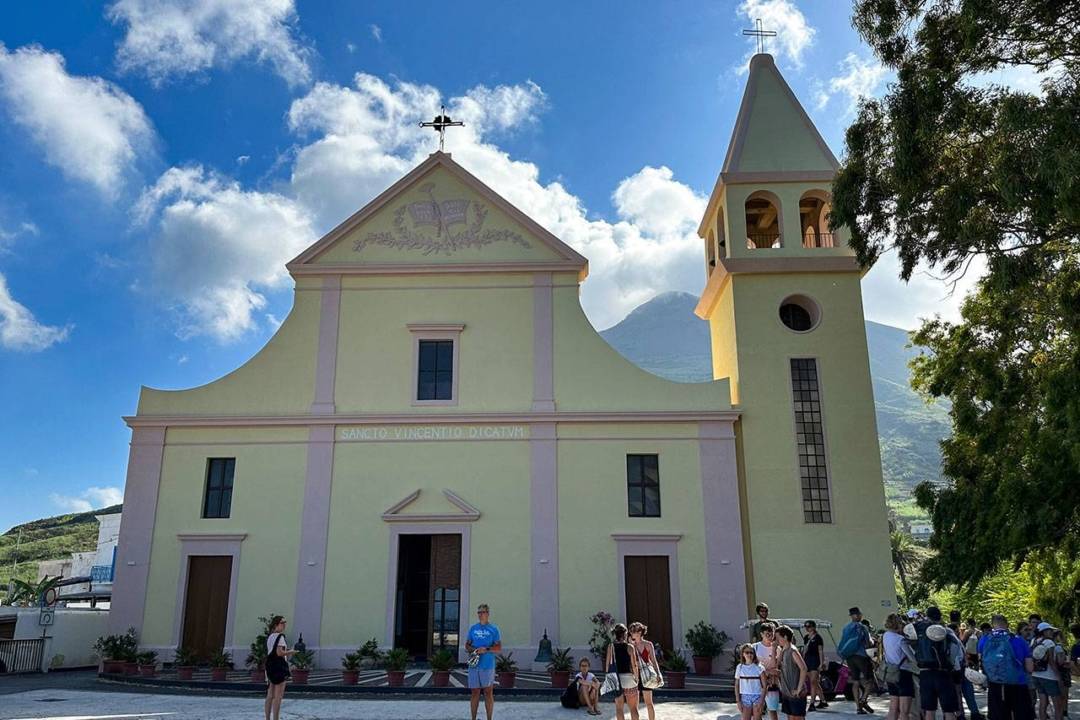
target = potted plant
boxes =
[547,646,574,688]
[116,628,140,675]
[209,648,232,681]
[588,611,615,665]
[384,647,409,687]
[341,650,362,685]
[496,652,518,688]
[137,650,158,677]
[661,648,689,689]
[685,621,728,676]
[173,646,198,681]
[358,637,381,669]
[246,641,267,683]
[93,634,125,674]
[290,648,315,684]
[430,647,456,687]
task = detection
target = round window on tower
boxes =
[778,295,821,333]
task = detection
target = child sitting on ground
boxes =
[574,658,602,715]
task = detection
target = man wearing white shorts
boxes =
[466,603,501,720]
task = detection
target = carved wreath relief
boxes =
[354,183,531,256]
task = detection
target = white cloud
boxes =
[861,251,986,330]
[0,271,72,351]
[736,0,815,68]
[0,44,155,196]
[0,220,39,253]
[816,53,890,115]
[49,486,124,514]
[283,75,705,329]
[136,166,317,341]
[369,24,383,43]
[107,0,312,86]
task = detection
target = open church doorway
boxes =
[394,534,462,660]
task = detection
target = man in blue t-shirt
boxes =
[466,603,501,720]
[978,614,1034,720]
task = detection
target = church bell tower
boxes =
[695,53,896,628]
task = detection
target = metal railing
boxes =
[90,565,114,583]
[746,233,782,249]
[0,638,45,673]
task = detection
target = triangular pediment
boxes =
[381,488,481,523]
[723,54,838,174]
[289,153,588,277]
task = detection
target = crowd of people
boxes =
[738,603,1078,720]
[257,602,1076,720]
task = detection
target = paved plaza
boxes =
[2,684,1079,720]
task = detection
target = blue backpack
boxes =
[982,632,1026,685]
[837,624,864,659]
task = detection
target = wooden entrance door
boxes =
[624,555,674,654]
[181,556,232,660]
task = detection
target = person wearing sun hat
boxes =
[1031,622,1065,720]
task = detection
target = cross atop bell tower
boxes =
[742,19,777,55]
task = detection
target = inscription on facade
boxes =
[338,425,528,442]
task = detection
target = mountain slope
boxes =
[599,291,947,519]
[0,505,121,588]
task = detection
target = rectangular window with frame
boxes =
[203,458,235,519]
[626,454,661,517]
[790,358,832,523]
[417,340,454,401]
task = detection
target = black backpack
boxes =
[914,622,950,670]
[560,679,581,708]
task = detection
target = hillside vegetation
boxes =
[0,505,121,589]
[600,292,948,521]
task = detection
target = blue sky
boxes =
[0,0,976,531]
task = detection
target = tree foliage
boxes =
[833,0,1080,592]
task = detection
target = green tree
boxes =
[891,531,927,606]
[833,0,1080,591]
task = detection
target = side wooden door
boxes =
[181,555,232,660]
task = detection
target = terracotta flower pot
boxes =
[386,669,406,687]
[251,669,265,683]
[550,670,570,688]
[123,661,139,675]
[432,670,451,687]
[497,671,516,688]
[692,656,712,675]
[292,668,310,684]
[177,666,195,681]
[342,669,359,685]
[139,664,156,677]
[211,667,228,681]
[103,660,125,674]
[665,670,686,689]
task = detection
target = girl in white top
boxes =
[574,658,601,716]
[735,643,766,720]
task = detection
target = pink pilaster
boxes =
[109,426,166,636]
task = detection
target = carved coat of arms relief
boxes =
[354,183,531,256]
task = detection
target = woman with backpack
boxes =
[605,623,642,720]
[882,614,916,720]
[1031,623,1066,720]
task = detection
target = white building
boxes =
[37,510,121,605]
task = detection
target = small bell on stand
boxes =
[533,628,553,670]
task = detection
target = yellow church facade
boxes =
[110,53,895,666]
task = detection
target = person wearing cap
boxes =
[839,607,875,714]
[1031,622,1065,720]
[752,603,772,642]
[465,603,501,720]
